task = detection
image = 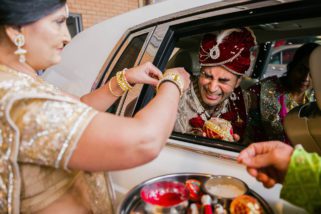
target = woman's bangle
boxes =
[156,72,184,97]
[116,68,133,92]
[108,77,123,97]
[122,68,134,89]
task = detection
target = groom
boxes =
[174,28,256,142]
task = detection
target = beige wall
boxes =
[68,0,139,29]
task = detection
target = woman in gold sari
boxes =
[0,0,190,213]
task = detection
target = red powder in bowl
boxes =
[140,181,189,207]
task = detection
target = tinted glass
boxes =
[107,34,148,113]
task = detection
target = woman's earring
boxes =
[14,34,27,63]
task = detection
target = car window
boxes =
[263,38,317,79]
[158,18,321,149]
[282,48,296,64]
[165,31,258,147]
[117,3,321,152]
[106,33,148,113]
[270,52,280,64]
[111,34,148,74]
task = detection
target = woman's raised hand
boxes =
[124,62,190,92]
[125,62,163,87]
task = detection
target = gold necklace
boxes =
[286,92,307,110]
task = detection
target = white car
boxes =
[45,0,321,213]
[263,44,302,79]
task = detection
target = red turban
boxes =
[199,27,256,75]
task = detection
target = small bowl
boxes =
[203,175,249,208]
[140,180,189,213]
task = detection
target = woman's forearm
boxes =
[68,82,181,171]
[80,77,122,111]
[134,82,180,143]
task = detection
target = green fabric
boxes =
[281,146,321,213]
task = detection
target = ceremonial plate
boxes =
[118,173,274,214]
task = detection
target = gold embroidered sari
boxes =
[0,65,113,213]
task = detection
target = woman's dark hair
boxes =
[280,42,319,92]
[0,0,66,26]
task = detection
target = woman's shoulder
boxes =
[0,66,24,81]
[246,76,278,92]
[260,75,279,85]
[0,67,81,108]
[260,75,286,93]
[0,65,40,87]
[0,67,33,100]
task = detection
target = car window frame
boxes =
[128,0,321,153]
[91,27,156,114]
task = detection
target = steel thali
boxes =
[118,173,274,214]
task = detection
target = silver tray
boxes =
[118,173,274,214]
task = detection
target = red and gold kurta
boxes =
[174,78,248,142]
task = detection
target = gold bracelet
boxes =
[156,72,184,97]
[122,68,134,89]
[116,68,133,92]
[108,78,123,97]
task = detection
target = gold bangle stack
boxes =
[156,71,184,97]
[116,68,133,92]
[108,68,133,97]
[108,78,123,97]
